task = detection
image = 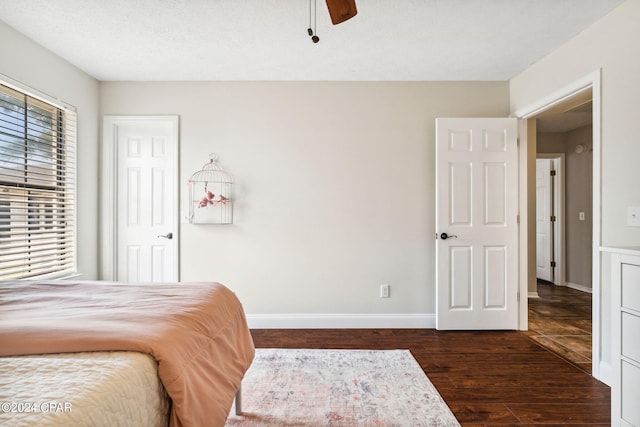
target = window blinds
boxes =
[0,83,77,280]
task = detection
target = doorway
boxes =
[101,115,180,282]
[521,84,597,374]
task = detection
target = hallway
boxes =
[524,281,593,373]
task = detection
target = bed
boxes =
[0,280,255,427]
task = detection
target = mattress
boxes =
[0,351,170,427]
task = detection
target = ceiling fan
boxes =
[308,0,357,43]
[325,0,358,25]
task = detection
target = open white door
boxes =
[102,116,179,283]
[436,118,519,330]
[536,158,554,282]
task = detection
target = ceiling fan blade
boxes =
[325,0,357,25]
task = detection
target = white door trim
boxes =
[513,69,603,382]
[101,115,180,281]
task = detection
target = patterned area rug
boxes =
[226,349,460,426]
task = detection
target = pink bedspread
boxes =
[0,280,255,427]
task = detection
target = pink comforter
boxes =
[0,280,255,427]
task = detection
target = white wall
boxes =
[100,81,509,326]
[0,21,100,279]
[565,126,593,290]
[510,0,640,248]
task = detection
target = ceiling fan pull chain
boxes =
[307,0,320,43]
[308,0,313,35]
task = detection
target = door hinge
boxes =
[550,215,556,222]
[517,214,520,224]
[551,261,556,268]
[517,291,520,302]
[550,170,556,176]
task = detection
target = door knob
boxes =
[157,232,173,240]
[440,232,457,240]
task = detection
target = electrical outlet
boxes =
[380,284,390,298]
[628,206,640,227]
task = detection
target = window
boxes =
[0,83,77,280]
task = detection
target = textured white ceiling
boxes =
[0,0,624,81]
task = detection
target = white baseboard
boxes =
[528,291,540,298]
[565,282,593,294]
[246,313,436,329]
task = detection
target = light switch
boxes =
[579,212,585,221]
[628,206,640,227]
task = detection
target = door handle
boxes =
[440,232,457,240]
[157,232,173,240]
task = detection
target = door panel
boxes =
[436,118,518,330]
[450,246,472,308]
[484,246,506,308]
[450,162,472,225]
[484,163,506,225]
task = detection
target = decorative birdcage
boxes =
[188,154,233,224]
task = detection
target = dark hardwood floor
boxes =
[525,281,593,373]
[250,329,610,426]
